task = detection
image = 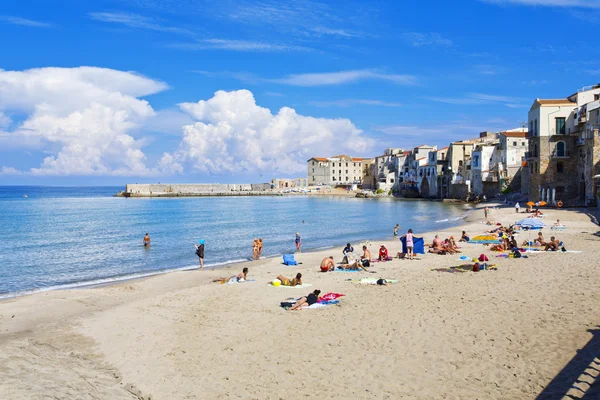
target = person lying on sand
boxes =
[339,260,369,271]
[320,256,335,272]
[213,267,249,284]
[277,273,302,286]
[288,290,321,311]
[544,236,560,251]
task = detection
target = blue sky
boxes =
[1,0,600,185]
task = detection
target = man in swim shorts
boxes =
[320,257,335,272]
[143,233,151,247]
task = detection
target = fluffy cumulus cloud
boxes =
[172,90,373,174]
[0,66,169,176]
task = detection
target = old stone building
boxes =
[307,155,367,187]
[525,85,600,205]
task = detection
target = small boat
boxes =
[23,194,28,198]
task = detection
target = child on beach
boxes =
[295,233,302,253]
[405,229,414,260]
[393,224,400,238]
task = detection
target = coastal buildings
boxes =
[371,148,404,192]
[524,84,600,205]
[307,155,368,187]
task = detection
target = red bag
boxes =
[478,254,489,262]
[473,263,480,272]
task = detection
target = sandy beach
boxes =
[1,204,599,399]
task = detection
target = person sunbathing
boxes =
[459,231,470,242]
[544,236,560,251]
[448,236,460,250]
[320,256,335,272]
[442,239,458,254]
[277,273,302,286]
[288,290,321,311]
[214,267,249,284]
[378,245,389,261]
[428,235,446,254]
[553,219,563,227]
[339,259,368,271]
[533,232,544,245]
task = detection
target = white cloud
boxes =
[0,166,22,175]
[0,15,54,28]
[310,99,402,107]
[171,39,313,52]
[310,27,360,38]
[270,69,417,86]
[0,111,10,128]
[191,69,417,86]
[170,89,374,174]
[423,92,523,105]
[0,67,170,176]
[89,12,194,36]
[480,0,600,7]
[401,32,453,47]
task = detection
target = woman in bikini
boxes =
[252,238,259,260]
[288,290,321,311]
[257,238,264,260]
[213,267,249,284]
[277,273,302,287]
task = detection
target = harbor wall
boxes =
[123,183,272,197]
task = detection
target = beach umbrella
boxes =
[514,218,546,246]
[538,201,547,206]
[526,201,535,206]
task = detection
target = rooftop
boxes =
[499,131,527,138]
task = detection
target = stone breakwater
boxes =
[118,183,273,197]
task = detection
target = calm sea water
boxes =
[0,186,470,298]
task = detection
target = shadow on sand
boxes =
[537,327,600,399]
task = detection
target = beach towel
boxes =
[226,279,256,284]
[430,264,497,273]
[280,299,340,310]
[400,236,425,254]
[282,254,298,266]
[320,292,345,301]
[270,283,313,289]
[348,278,399,285]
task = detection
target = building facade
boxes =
[526,85,600,205]
[307,155,368,186]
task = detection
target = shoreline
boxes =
[3,203,597,399]
[0,203,475,301]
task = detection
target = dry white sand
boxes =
[1,205,600,399]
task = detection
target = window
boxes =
[556,117,566,135]
[346,163,348,167]
[312,168,314,173]
[522,142,525,146]
[513,141,517,146]
[312,161,315,166]
[557,162,564,173]
[312,176,315,181]
[595,94,600,101]
[473,155,479,167]
[556,141,566,157]
[459,160,463,167]
[353,163,356,167]
[345,170,348,174]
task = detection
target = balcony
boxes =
[551,150,571,158]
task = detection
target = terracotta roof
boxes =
[500,131,527,138]
[535,99,575,106]
[331,154,351,159]
[352,157,364,161]
[310,157,328,162]
[416,157,426,160]
[437,147,449,151]
[403,151,411,156]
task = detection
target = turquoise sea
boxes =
[0,186,470,298]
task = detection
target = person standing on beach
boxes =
[484,206,489,221]
[194,240,205,269]
[143,233,151,247]
[515,202,520,213]
[252,238,258,260]
[393,224,400,238]
[405,229,414,260]
[295,233,302,253]
[257,238,264,260]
